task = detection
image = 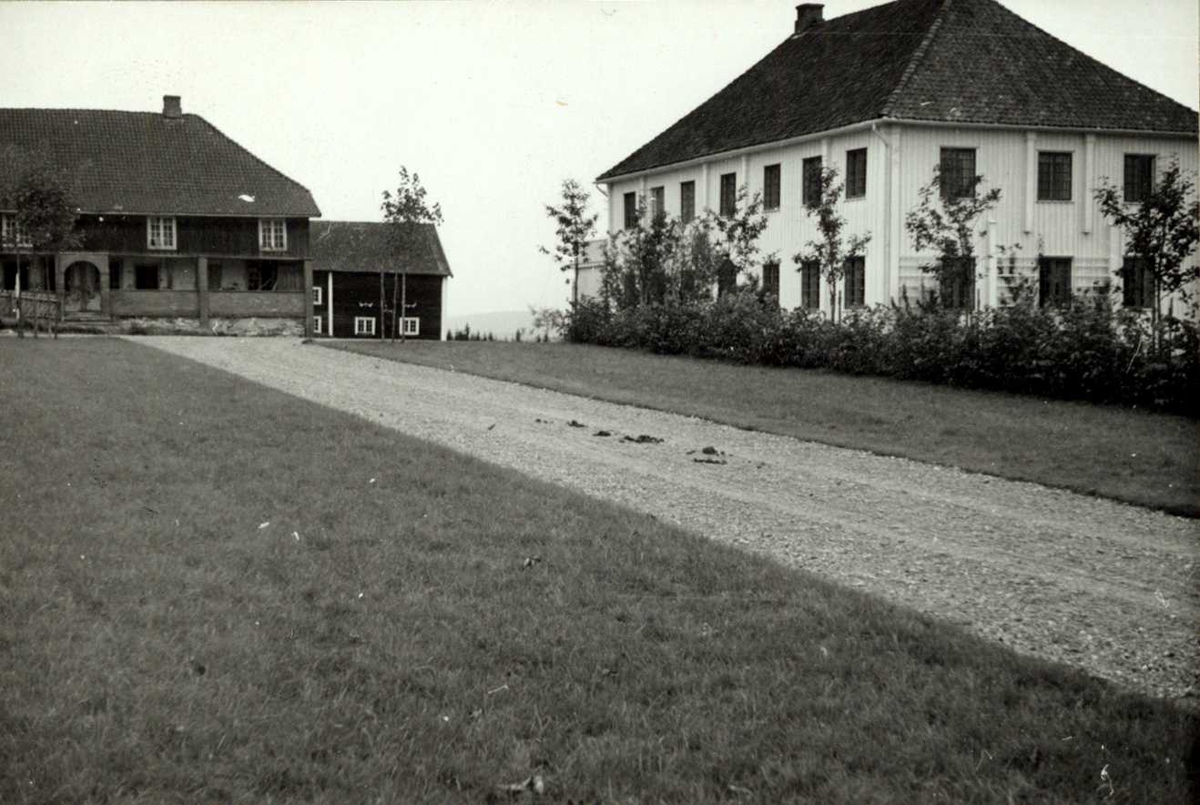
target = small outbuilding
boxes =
[309,220,451,340]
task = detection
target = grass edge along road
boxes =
[1,337,1195,803]
[329,340,1199,518]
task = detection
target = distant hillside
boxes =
[443,309,542,340]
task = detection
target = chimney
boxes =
[795,3,824,33]
[162,95,182,119]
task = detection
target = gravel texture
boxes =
[134,336,1200,707]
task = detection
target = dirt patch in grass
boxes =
[330,340,1200,517]
[0,337,1196,803]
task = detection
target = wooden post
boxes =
[378,272,385,340]
[197,256,210,329]
[391,268,399,342]
[400,272,407,342]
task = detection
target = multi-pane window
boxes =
[312,286,323,305]
[802,156,823,208]
[1124,155,1155,203]
[259,218,287,251]
[939,148,977,201]
[719,173,736,217]
[939,257,976,309]
[763,164,781,211]
[402,317,420,336]
[845,149,867,199]
[623,192,637,230]
[762,260,780,300]
[844,256,865,307]
[313,315,323,335]
[717,258,737,297]
[147,216,176,250]
[650,186,665,220]
[1038,257,1072,307]
[1,214,31,247]
[680,181,696,223]
[354,316,377,336]
[1121,257,1154,308]
[800,260,820,310]
[1037,152,1072,201]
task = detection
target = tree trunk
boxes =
[15,252,22,338]
[391,268,399,342]
[379,273,385,340]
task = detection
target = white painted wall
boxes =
[604,122,1199,313]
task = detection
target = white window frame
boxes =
[1,214,32,248]
[402,316,420,336]
[259,218,287,252]
[312,286,323,305]
[354,316,376,336]
[147,217,177,251]
[313,315,323,335]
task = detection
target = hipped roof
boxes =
[598,0,1198,181]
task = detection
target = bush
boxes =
[562,291,1199,416]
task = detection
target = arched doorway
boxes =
[63,260,102,313]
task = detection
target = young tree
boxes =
[1094,160,1200,327]
[529,306,565,341]
[706,185,771,293]
[381,167,443,341]
[905,165,1002,311]
[540,179,598,309]
[0,147,81,336]
[793,167,871,322]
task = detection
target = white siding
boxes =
[606,123,1198,312]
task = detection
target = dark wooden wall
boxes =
[79,215,309,259]
[315,271,443,340]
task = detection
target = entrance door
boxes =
[63,261,102,312]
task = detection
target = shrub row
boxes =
[565,292,1199,415]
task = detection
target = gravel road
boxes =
[133,336,1199,706]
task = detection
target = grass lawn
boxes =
[1,337,1195,804]
[330,340,1200,517]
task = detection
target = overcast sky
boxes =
[2,0,1196,316]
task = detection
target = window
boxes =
[762,260,780,300]
[207,261,223,291]
[680,181,696,223]
[623,192,637,229]
[109,259,123,290]
[1124,155,1155,203]
[845,149,867,199]
[147,217,176,250]
[354,316,377,336]
[763,164,781,211]
[134,262,160,290]
[939,257,976,309]
[844,256,865,307]
[802,157,823,208]
[313,286,323,305]
[939,148,977,201]
[1121,257,1154,308]
[650,186,665,220]
[259,218,287,251]
[1,214,31,248]
[800,260,820,310]
[246,262,278,291]
[313,315,323,335]
[719,173,736,217]
[717,258,737,297]
[402,317,420,336]
[1037,152,1072,201]
[1038,257,1072,307]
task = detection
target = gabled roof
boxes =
[310,221,452,277]
[598,0,1198,181]
[0,108,321,217]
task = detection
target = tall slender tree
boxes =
[794,167,871,322]
[381,167,443,341]
[540,179,598,309]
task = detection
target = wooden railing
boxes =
[0,290,61,337]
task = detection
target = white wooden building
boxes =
[595,0,1199,314]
